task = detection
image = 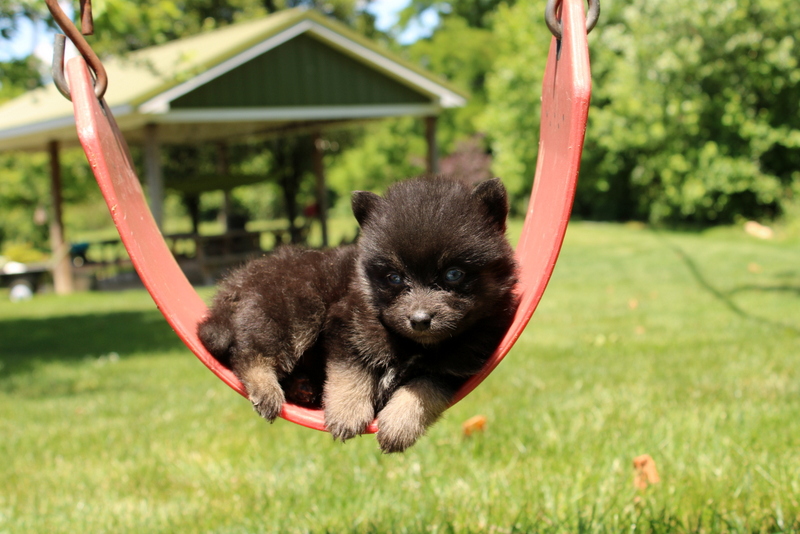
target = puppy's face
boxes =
[353,177,517,346]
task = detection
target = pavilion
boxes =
[0,8,467,293]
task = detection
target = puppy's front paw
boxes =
[324,400,374,442]
[242,366,285,422]
[376,410,425,454]
[376,380,450,453]
[323,360,377,442]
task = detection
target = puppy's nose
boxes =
[409,311,432,331]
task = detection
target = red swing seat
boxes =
[65,0,591,433]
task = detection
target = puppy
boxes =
[198,176,518,452]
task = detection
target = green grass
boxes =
[1,221,799,533]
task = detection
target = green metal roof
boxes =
[0,8,467,151]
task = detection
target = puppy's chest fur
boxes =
[330,290,510,410]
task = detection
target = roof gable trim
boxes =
[153,104,440,123]
[139,20,313,113]
[139,19,466,115]
[307,23,465,108]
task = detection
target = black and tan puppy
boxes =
[198,176,518,452]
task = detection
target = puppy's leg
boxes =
[235,354,286,422]
[376,377,452,453]
[323,358,378,442]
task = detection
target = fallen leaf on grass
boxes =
[633,454,660,490]
[747,262,763,273]
[462,415,487,436]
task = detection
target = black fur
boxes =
[198,176,518,452]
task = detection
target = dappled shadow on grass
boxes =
[653,231,800,334]
[728,283,800,297]
[0,310,186,378]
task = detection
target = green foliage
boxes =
[326,118,428,214]
[484,0,800,223]
[0,152,50,250]
[0,56,44,101]
[0,241,48,262]
[73,0,379,55]
[479,1,550,212]
[398,0,514,31]
[407,15,497,152]
[0,148,103,252]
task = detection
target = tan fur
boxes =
[376,378,451,453]
[323,359,378,441]
[241,363,284,421]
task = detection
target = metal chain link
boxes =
[545,0,600,40]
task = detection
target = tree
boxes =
[478,0,549,213]
[484,0,800,223]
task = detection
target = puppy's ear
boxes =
[352,191,385,227]
[471,178,509,230]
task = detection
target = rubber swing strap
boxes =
[453,0,592,403]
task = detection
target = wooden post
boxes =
[185,195,200,234]
[425,115,439,174]
[48,140,73,294]
[144,123,164,230]
[216,142,231,233]
[275,138,300,244]
[312,132,329,248]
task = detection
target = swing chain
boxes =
[545,0,600,41]
[45,0,108,101]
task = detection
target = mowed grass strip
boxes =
[0,222,798,533]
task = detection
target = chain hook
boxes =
[45,0,107,101]
[52,34,71,100]
[545,0,600,41]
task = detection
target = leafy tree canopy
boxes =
[484,0,800,223]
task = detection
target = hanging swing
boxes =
[51,0,595,433]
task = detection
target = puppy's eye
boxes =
[444,268,465,283]
[386,273,404,285]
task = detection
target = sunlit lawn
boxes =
[1,221,799,533]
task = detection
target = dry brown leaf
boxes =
[462,415,487,436]
[747,262,763,274]
[633,454,660,490]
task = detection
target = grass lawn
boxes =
[1,221,799,533]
